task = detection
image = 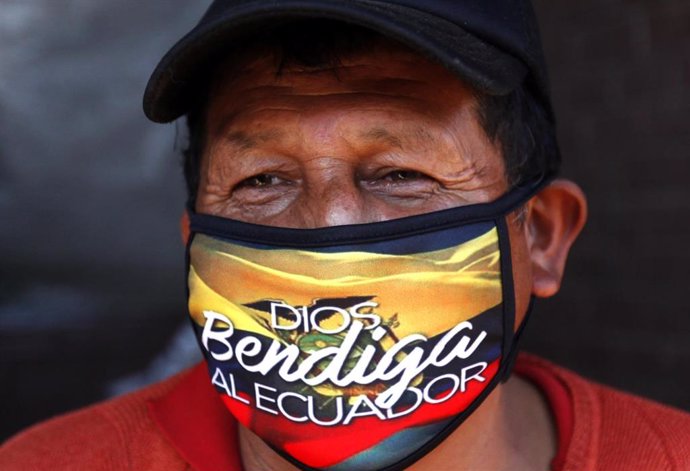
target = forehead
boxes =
[203,37,479,132]
[193,31,508,222]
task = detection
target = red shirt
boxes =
[2,354,690,470]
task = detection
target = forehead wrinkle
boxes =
[216,65,430,101]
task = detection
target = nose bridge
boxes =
[304,159,365,227]
[320,176,363,227]
[295,110,368,227]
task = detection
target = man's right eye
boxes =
[236,174,283,189]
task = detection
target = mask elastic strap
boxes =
[500,295,536,383]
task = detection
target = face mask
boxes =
[185,177,548,471]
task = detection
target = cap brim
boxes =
[143,0,528,123]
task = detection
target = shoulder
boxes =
[587,374,690,470]
[0,368,194,471]
[518,354,690,471]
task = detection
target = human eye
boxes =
[363,167,440,201]
[229,172,295,207]
[379,169,431,183]
[235,173,286,190]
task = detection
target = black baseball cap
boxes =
[143,0,554,124]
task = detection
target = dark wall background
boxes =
[1,1,688,441]
[526,0,690,410]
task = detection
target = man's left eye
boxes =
[381,170,429,182]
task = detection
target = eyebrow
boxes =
[222,129,285,151]
[359,127,404,149]
[218,125,431,152]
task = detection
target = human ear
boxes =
[525,179,588,298]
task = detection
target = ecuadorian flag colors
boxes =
[187,220,505,469]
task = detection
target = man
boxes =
[2,1,689,470]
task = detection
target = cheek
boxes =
[507,218,533,330]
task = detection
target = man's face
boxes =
[193,39,560,327]
[189,36,587,470]
[196,42,508,227]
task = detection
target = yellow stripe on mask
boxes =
[188,227,501,339]
[188,265,283,341]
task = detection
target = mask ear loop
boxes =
[500,295,536,382]
[495,209,538,383]
[495,215,516,383]
[494,180,549,383]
